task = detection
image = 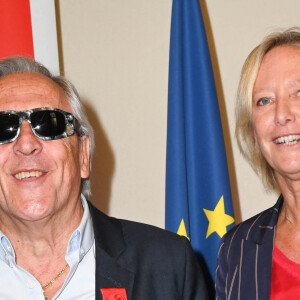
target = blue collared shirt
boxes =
[0,195,95,299]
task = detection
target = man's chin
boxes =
[7,201,54,222]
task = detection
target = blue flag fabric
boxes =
[165,0,235,282]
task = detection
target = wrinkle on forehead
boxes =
[253,46,300,94]
[0,73,69,111]
[0,73,59,95]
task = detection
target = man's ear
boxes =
[79,136,90,179]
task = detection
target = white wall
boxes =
[57,0,300,228]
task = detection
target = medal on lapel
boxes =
[101,288,127,300]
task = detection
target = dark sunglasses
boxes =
[0,107,78,144]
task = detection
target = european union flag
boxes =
[165,0,235,290]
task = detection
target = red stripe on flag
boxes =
[0,0,34,60]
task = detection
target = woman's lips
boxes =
[274,134,300,145]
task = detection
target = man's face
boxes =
[0,72,90,222]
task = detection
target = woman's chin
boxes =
[275,165,300,183]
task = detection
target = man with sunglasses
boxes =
[0,56,208,300]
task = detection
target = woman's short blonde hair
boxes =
[236,27,300,191]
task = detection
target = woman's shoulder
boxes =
[221,196,282,247]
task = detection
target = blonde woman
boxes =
[216,27,300,299]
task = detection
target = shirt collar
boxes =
[0,234,14,267]
[66,194,94,263]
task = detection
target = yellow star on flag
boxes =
[203,195,234,238]
[177,218,190,240]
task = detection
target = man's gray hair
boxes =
[0,56,95,198]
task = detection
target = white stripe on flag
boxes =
[29,0,60,75]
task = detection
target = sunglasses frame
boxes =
[0,107,77,144]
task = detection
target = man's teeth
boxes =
[14,171,43,180]
[275,135,300,145]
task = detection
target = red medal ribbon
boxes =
[101,288,127,300]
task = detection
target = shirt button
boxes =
[80,247,85,254]
[27,281,36,288]
[6,245,11,251]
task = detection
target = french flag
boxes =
[0,0,59,74]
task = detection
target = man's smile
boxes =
[14,170,43,180]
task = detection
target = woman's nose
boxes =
[274,97,295,126]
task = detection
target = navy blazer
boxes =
[215,195,283,300]
[87,201,209,300]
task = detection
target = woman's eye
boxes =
[257,97,271,106]
[297,90,300,96]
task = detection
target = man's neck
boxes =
[0,197,83,260]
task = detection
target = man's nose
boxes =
[12,120,43,155]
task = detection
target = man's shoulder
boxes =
[88,201,209,299]
[118,216,189,250]
[88,200,190,253]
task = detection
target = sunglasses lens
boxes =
[0,114,19,142]
[31,110,66,138]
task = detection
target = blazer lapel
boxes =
[95,246,134,300]
[242,195,283,300]
[88,202,135,300]
[241,230,275,299]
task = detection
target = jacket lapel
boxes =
[88,201,135,300]
[95,246,134,300]
[242,195,283,299]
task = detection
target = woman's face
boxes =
[252,45,300,181]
